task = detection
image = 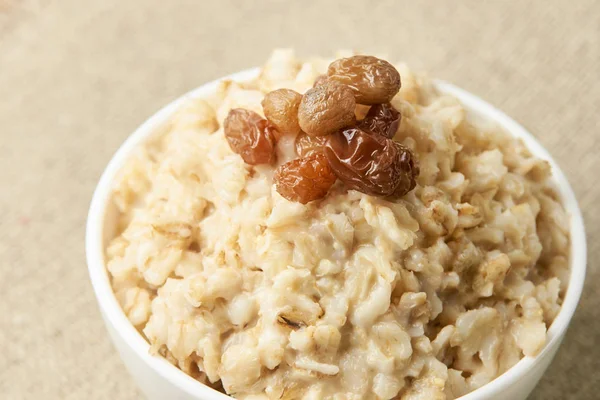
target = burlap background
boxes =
[1,1,598,399]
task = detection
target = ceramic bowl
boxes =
[86,68,587,400]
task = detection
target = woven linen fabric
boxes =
[1,1,598,399]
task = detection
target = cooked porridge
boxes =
[106,50,570,399]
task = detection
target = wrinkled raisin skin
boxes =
[313,74,329,88]
[295,132,328,157]
[223,108,277,165]
[261,89,303,136]
[390,148,419,198]
[359,103,401,139]
[327,56,401,105]
[324,127,418,198]
[298,81,356,137]
[274,152,337,204]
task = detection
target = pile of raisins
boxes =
[224,55,419,204]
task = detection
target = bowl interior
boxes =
[86,69,587,400]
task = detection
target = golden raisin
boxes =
[327,56,401,105]
[324,127,418,198]
[261,89,303,136]
[313,74,329,88]
[295,132,328,157]
[274,152,337,204]
[298,81,356,137]
[359,103,401,139]
[223,108,277,165]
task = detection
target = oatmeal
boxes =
[106,50,570,399]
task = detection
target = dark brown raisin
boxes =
[298,81,356,137]
[359,103,401,139]
[327,56,401,105]
[274,152,337,204]
[390,145,419,198]
[261,89,303,136]
[324,127,418,198]
[295,132,328,157]
[223,108,277,165]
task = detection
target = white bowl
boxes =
[86,68,587,400]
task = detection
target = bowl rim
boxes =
[86,68,587,400]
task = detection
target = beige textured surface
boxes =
[1,1,598,399]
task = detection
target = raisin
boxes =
[261,89,303,136]
[274,152,337,204]
[324,127,418,198]
[390,148,420,198]
[313,74,329,88]
[354,104,371,120]
[298,81,356,137]
[295,132,328,157]
[359,103,401,139]
[224,108,277,165]
[327,56,401,105]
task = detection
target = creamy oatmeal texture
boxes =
[106,50,570,399]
